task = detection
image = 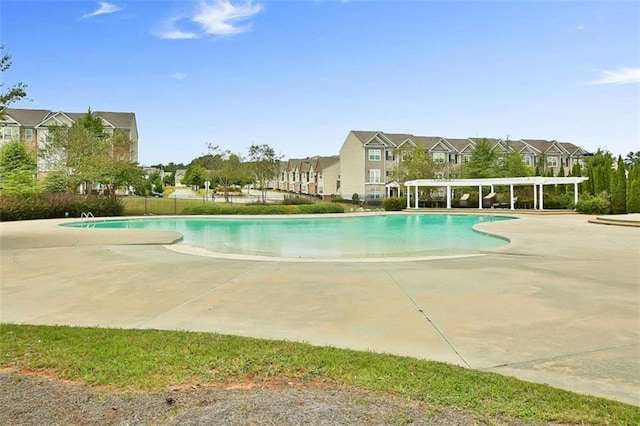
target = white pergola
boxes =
[404,176,589,210]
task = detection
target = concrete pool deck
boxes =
[1,212,639,405]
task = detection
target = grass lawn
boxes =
[2,324,638,425]
[121,196,208,215]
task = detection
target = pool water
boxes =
[63,214,513,259]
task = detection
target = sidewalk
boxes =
[1,213,638,405]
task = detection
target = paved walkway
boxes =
[1,213,638,405]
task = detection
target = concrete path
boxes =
[1,213,638,405]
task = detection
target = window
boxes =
[386,151,395,161]
[386,170,394,177]
[24,128,34,142]
[319,186,324,194]
[368,149,381,161]
[1,127,14,141]
[369,169,381,183]
[401,150,411,161]
[463,154,472,163]
[368,188,382,199]
[524,156,531,166]
[547,157,558,167]
[432,152,446,163]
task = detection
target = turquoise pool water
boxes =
[63,214,513,258]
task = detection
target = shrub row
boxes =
[576,192,611,214]
[182,202,344,215]
[0,194,124,221]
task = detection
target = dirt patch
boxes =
[0,370,510,425]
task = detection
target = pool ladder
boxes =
[80,211,95,227]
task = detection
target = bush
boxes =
[182,202,343,216]
[330,195,347,203]
[297,203,344,214]
[541,193,574,210]
[576,192,611,214]
[351,193,360,205]
[383,197,406,211]
[282,194,314,205]
[0,193,124,221]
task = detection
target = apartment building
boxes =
[1,108,138,177]
[339,131,589,201]
[277,155,340,200]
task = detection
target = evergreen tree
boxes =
[626,163,640,213]
[557,164,565,177]
[464,138,498,178]
[611,156,627,214]
[0,139,37,194]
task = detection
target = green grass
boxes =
[2,324,638,424]
[121,196,208,215]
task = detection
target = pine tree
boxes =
[611,156,627,214]
[627,163,640,213]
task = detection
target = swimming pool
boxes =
[63,214,513,259]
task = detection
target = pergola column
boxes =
[510,184,515,210]
[406,188,411,209]
[533,184,537,209]
[446,185,451,209]
[539,184,544,210]
[414,185,419,209]
[478,185,483,209]
[574,182,579,207]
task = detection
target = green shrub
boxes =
[383,197,406,211]
[330,195,347,203]
[541,193,575,210]
[576,192,611,214]
[0,194,123,221]
[282,194,314,205]
[182,202,343,215]
[297,203,344,214]
[351,193,360,204]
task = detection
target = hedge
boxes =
[182,202,344,215]
[0,194,124,221]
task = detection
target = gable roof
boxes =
[3,108,51,127]
[3,108,136,130]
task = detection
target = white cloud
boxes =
[156,0,262,39]
[156,17,199,40]
[171,72,187,80]
[576,23,585,31]
[82,1,121,19]
[591,68,640,85]
[193,0,263,35]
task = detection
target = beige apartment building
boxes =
[1,108,138,178]
[277,155,340,200]
[338,130,589,201]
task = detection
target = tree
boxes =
[204,144,249,202]
[395,145,436,183]
[627,163,640,213]
[464,138,498,178]
[624,151,640,168]
[584,150,613,195]
[0,139,37,194]
[0,46,27,118]
[611,156,627,214]
[41,110,140,197]
[497,151,533,177]
[248,143,282,203]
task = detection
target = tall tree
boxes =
[627,163,640,213]
[205,144,248,202]
[611,156,627,214]
[497,151,533,177]
[0,139,37,194]
[585,150,613,195]
[248,143,282,203]
[41,111,140,196]
[394,145,435,183]
[0,46,27,118]
[464,138,498,178]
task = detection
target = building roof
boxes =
[2,108,51,127]
[3,108,136,130]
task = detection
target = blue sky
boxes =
[3,0,639,165]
